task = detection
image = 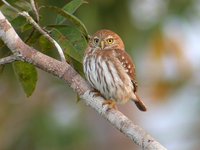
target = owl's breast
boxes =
[84,53,134,104]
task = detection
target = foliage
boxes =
[13,62,37,97]
[0,0,88,97]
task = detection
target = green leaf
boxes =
[21,23,33,32]
[50,25,87,62]
[13,0,31,11]
[25,30,42,45]
[69,56,84,76]
[63,0,87,14]
[13,62,37,97]
[53,29,82,61]
[45,6,88,39]
[56,0,87,24]
[49,25,86,75]
[38,35,54,55]
[1,0,31,20]
[11,16,27,30]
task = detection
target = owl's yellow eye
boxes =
[106,38,114,44]
[93,38,99,44]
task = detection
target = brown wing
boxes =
[101,49,146,111]
[114,49,138,93]
[114,49,147,111]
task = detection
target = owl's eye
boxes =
[93,38,99,44]
[106,38,114,44]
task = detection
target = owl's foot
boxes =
[89,89,102,98]
[102,100,118,110]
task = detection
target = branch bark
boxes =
[0,11,167,150]
[0,55,21,65]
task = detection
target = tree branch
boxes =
[30,0,39,22]
[0,55,21,65]
[0,11,167,150]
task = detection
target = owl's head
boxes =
[89,29,125,51]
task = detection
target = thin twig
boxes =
[30,0,39,22]
[0,55,21,65]
[2,0,66,62]
[1,0,19,12]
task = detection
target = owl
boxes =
[83,29,146,111]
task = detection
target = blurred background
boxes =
[1,0,200,149]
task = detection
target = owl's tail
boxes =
[132,93,147,111]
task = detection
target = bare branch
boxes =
[0,55,21,65]
[0,11,167,150]
[1,0,66,62]
[30,0,39,22]
[1,0,19,12]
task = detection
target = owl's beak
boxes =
[100,41,105,49]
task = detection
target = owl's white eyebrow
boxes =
[106,35,113,39]
[93,36,98,39]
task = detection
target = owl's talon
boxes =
[89,89,102,98]
[102,100,118,110]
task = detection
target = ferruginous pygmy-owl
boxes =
[83,29,147,111]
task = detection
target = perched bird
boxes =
[83,29,147,111]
